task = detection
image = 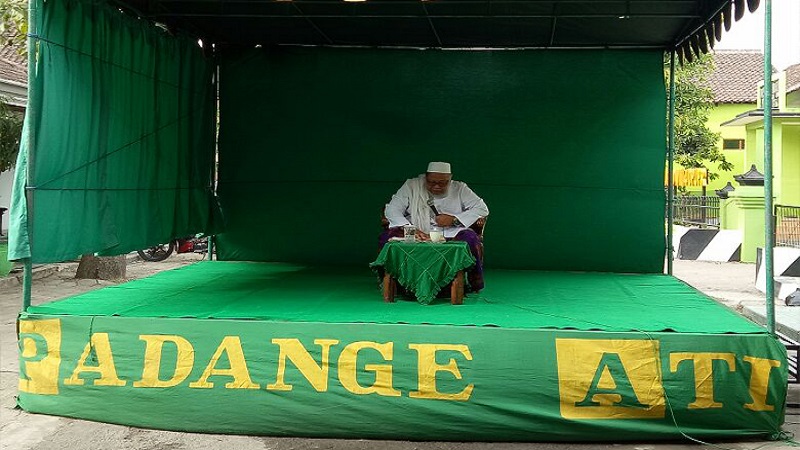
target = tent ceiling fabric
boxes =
[115,0,757,55]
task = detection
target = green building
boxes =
[722,62,800,207]
[678,51,799,205]
[673,52,800,263]
[706,51,763,194]
[719,60,800,262]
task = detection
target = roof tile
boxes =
[710,50,764,104]
[0,32,27,85]
[786,63,800,95]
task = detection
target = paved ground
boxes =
[671,260,800,341]
[2,257,800,450]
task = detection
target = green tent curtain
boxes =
[216,48,666,272]
[8,0,222,263]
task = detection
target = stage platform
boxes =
[17,262,788,441]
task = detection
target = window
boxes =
[722,139,745,150]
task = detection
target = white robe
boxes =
[384,174,489,238]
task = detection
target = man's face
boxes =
[425,172,452,196]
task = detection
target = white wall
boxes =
[0,168,14,234]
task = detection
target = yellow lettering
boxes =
[555,339,665,419]
[267,339,339,392]
[408,343,473,401]
[743,356,781,411]
[134,335,195,388]
[338,341,401,397]
[64,333,126,387]
[18,319,62,395]
[670,352,735,409]
[188,336,259,389]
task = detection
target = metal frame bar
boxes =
[548,1,558,46]
[292,2,334,44]
[155,0,699,5]
[422,3,443,47]
[671,0,728,49]
[149,13,703,19]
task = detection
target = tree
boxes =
[0,101,23,172]
[666,53,732,181]
[1,0,27,171]
[1,0,28,52]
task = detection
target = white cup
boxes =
[430,228,444,243]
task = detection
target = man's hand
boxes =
[435,214,457,227]
[415,230,431,241]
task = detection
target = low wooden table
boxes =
[370,240,476,305]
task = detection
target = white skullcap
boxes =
[427,161,451,174]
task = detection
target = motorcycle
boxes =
[137,236,209,262]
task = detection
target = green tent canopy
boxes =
[8,0,761,271]
[115,0,758,61]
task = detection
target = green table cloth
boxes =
[370,241,476,304]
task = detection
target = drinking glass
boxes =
[430,226,444,243]
[403,225,417,242]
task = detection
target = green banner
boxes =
[18,314,787,441]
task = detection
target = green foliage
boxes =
[1,0,28,53]
[0,101,23,172]
[1,0,27,171]
[666,54,732,181]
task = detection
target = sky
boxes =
[715,0,800,70]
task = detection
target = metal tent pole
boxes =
[208,57,220,262]
[22,0,40,312]
[22,261,32,310]
[667,50,676,275]
[763,0,775,335]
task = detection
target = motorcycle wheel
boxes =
[137,242,175,262]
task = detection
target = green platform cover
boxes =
[25,262,768,334]
[17,263,787,441]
